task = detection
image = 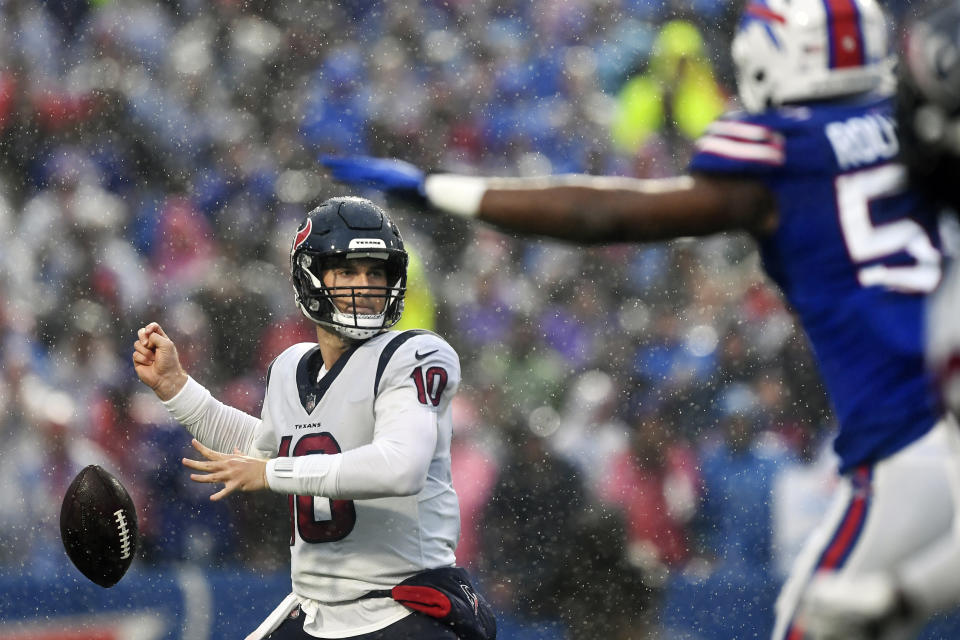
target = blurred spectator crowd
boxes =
[0,0,862,637]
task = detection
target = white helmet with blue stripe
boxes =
[732,0,893,113]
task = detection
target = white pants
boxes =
[772,416,960,639]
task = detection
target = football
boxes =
[60,464,139,588]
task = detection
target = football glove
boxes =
[798,572,916,640]
[321,155,427,204]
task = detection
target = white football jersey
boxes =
[254,329,461,636]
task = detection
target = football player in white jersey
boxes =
[132,197,494,640]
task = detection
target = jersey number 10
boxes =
[278,434,357,544]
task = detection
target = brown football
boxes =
[60,465,138,588]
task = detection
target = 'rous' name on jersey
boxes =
[825,113,898,170]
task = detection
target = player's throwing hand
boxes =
[132,322,188,401]
[182,439,268,501]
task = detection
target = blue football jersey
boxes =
[689,93,943,473]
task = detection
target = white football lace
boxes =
[114,509,132,560]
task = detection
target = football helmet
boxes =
[290,196,407,340]
[732,0,892,113]
[897,0,960,211]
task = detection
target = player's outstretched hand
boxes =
[183,439,268,501]
[320,155,427,203]
[133,322,188,401]
[798,571,916,640]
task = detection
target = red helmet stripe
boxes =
[745,4,786,24]
[293,218,312,251]
[824,0,866,68]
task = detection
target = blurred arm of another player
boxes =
[320,155,778,241]
[133,322,268,499]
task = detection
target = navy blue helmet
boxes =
[291,197,407,339]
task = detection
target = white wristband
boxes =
[266,457,297,494]
[423,174,488,218]
[266,454,342,497]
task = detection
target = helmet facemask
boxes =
[293,250,406,341]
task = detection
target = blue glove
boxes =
[320,155,426,198]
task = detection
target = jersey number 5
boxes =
[837,163,941,293]
[278,434,357,545]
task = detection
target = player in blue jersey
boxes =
[797,2,960,638]
[321,0,958,637]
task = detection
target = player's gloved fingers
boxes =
[318,154,356,174]
[319,155,425,191]
[320,155,365,183]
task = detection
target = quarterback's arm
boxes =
[429,172,778,241]
[163,376,262,456]
[134,321,263,455]
[266,401,439,499]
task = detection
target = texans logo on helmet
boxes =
[293,218,313,252]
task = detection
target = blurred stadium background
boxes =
[0,1,956,638]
